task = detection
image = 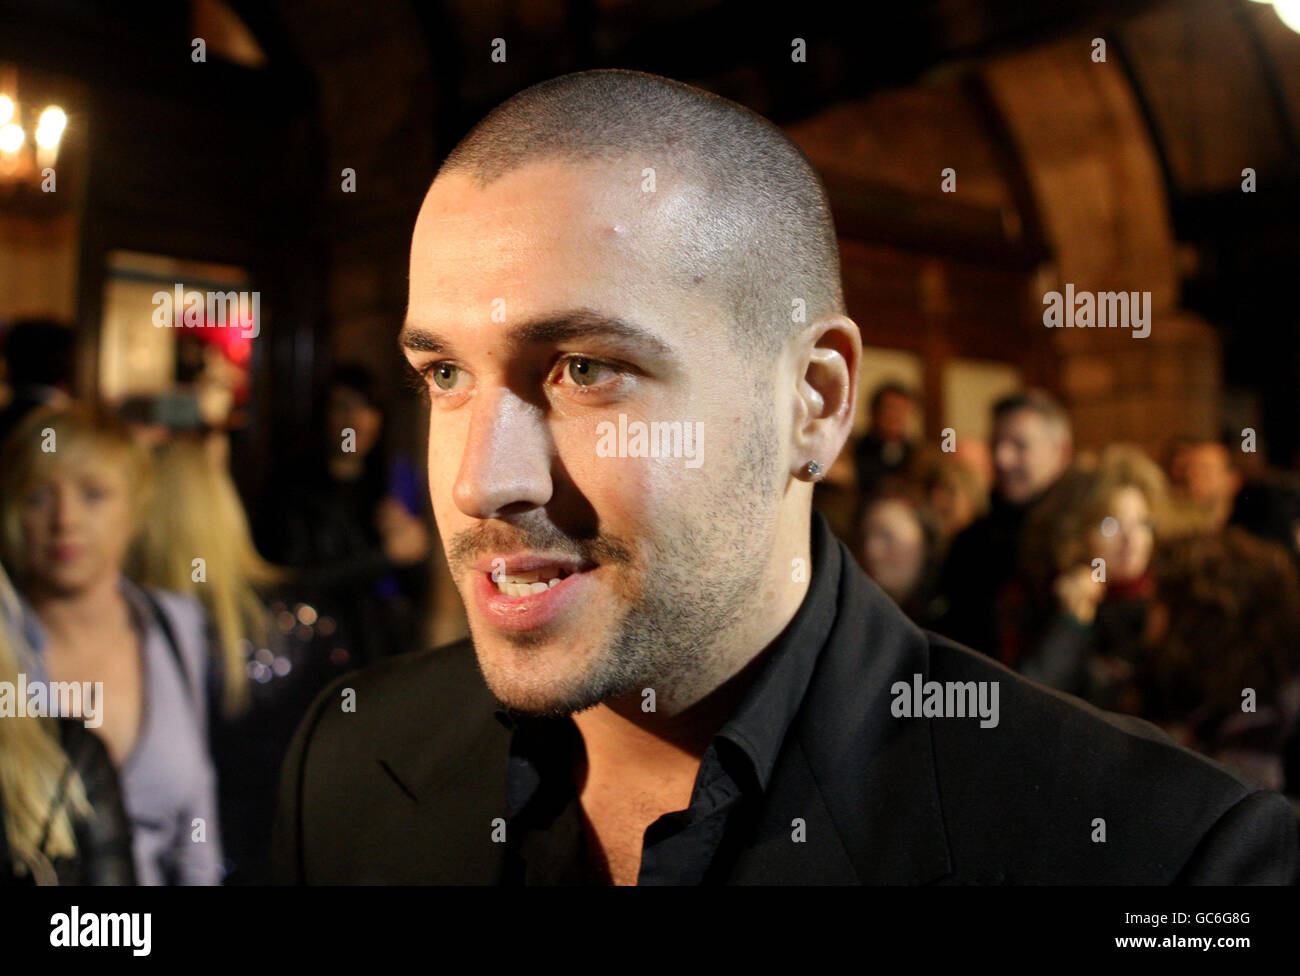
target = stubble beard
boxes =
[478,401,781,720]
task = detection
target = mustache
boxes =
[447,518,636,569]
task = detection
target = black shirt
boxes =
[275,505,1300,885]
[495,511,842,885]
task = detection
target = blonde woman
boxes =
[127,433,292,884]
[128,434,283,718]
[0,403,223,884]
[0,559,135,884]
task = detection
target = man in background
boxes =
[937,389,1072,664]
[853,381,919,496]
[1169,438,1242,531]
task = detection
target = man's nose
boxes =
[452,386,553,520]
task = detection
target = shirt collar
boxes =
[493,510,843,795]
[713,509,841,792]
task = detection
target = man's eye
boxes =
[427,362,461,391]
[560,356,615,388]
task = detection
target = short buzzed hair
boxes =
[992,388,1072,442]
[870,381,915,415]
[436,69,845,358]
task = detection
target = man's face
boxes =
[872,392,913,443]
[991,409,1068,504]
[1179,443,1238,509]
[404,161,786,718]
[327,386,382,459]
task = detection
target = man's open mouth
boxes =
[490,566,575,597]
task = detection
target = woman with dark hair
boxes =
[1015,445,1177,706]
[856,481,946,628]
[1140,528,1300,794]
[255,364,432,674]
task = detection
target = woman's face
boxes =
[20,458,135,595]
[327,386,383,459]
[862,499,926,604]
[1090,485,1154,584]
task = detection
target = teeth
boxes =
[496,566,564,584]
[491,567,570,596]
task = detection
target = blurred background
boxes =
[2,0,1300,882]
[3,0,1300,631]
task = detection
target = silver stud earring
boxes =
[806,460,823,479]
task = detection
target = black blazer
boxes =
[273,533,1299,885]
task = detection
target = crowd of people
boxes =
[2,315,1298,885]
[0,319,432,885]
[823,382,1300,800]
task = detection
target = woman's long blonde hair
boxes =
[127,435,283,716]
[0,560,89,875]
[0,405,145,876]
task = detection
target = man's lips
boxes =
[470,555,599,633]
[471,553,595,577]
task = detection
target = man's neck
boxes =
[567,504,816,884]
[569,659,771,882]
[572,504,813,775]
[572,648,771,771]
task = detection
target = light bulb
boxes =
[35,106,66,149]
[0,122,24,154]
[0,95,13,126]
[1276,0,1300,33]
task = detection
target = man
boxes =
[852,381,918,496]
[1169,438,1243,531]
[273,70,1297,885]
[937,390,1072,665]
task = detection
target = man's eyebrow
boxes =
[398,309,676,361]
[398,323,452,354]
[511,310,675,359]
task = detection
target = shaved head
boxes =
[436,68,845,358]
[405,69,861,721]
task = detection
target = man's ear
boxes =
[790,315,861,482]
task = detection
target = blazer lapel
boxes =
[370,641,514,883]
[779,542,952,884]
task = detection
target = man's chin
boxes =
[480,675,600,720]
[473,640,606,719]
